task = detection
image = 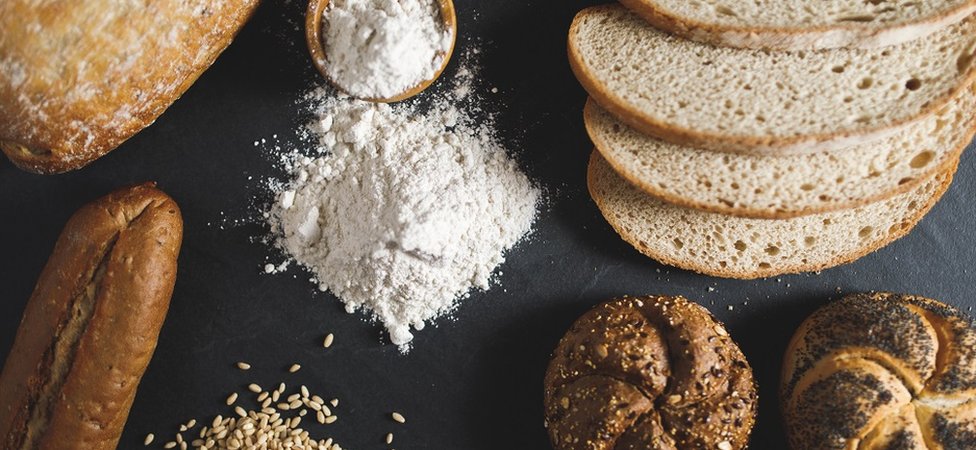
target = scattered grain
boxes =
[289,364,301,373]
[144,433,155,446]
[323,333,335,348]
[236,362,251,370]
[226,393,238,405]
[391,412,406,423]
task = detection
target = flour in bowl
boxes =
[322,0,453,99]
[268,85,538,352]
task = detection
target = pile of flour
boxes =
[268,85,538,351]
[322,0,453,99]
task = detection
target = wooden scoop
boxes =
[305,0,457,103]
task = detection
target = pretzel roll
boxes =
[782,292,976,449]
[544,295,758,450]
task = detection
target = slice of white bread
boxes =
[568,5,976,154]
[618,0,976,50]
[585,83,976,219]
[587,152,955,279]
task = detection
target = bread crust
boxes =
[781,293,976,449]
[584,95,976,219]
[568,5,976,156]
[618,0,976,51]
[0,0,260,174]
[543,295,757,450]
[0,183,183,450]
[586,151,957,279]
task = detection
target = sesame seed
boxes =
[144,433,154,446]
[391,412,406,423]
[289,364,301,373]
[323,333,334,348]
[248,383,262,393]
[186,419,196,429]
[330,398,339,407]
[226,393,238,405]
[386,433,394,444]
[236,362,251,370]
[324,415,338,424]
[163,442,176,449]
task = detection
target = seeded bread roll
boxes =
[587,152,955,279]
[782,293,976,449]
[544,295,758,450]
[618,0,976,50]
[0,183,183,450]
[585,82,976,218]
[0,0,259,174]
[568,5,976,155]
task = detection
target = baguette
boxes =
[618,0,976,50]
[585,82,976,218]
[587,152,954,279]
[568,5,976,154]
[0,0,260,174]
[0,183,183,449]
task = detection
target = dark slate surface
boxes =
[1,1,974,449]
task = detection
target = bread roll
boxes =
[0,0,259,174]
[0,183,183,449]
[544,295,758,450]
[782,292,976,449]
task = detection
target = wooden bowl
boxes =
[305,0,457,103]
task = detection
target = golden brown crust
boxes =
[567,5,976,156]
[586,151,957,279]
[617,0,976,51]
[0,183,183,450]
[0,0,260,174]
[543,296,757,450]
[584,95,976,220]
[781,293,976,450]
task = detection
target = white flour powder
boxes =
[323,0,452,99]
[269,85,538,351]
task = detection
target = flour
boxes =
[322,0,453,99]
[268,72,538,352]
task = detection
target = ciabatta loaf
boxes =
[585,83,976,218]
[587,152,954,279]
[0,0,259,174]
[618,0,976,50]
[569,5,976,154]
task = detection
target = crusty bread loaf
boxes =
[618,0,976,50]
[568,5,976,154]
[0,183,183,450]
[544,295,757,450]
[587,152,954,279]
[782,292,976,449]
[0,0,260,174]
[585,82,976,219]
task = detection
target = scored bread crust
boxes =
[0,0,260,174]
[0,184,183,450]
[543,295,757,450]
[585,87,976,219]
[780,293,976,449]
[618,0,976,51]
[587,151,956,279]
[568,5,976,155]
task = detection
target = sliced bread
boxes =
[568,5,976,154]
[618,0,976,50]
[587,152,955,279]
[585,83,976,219]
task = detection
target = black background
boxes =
[2,1,974,449]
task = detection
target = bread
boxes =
[0,0,260,174]
[782,292,976,449]
[544,295,757,450]
[0,183,183,450]
[568,5,976,155]
[587,152,954,279]
[617,0,976,50]
[585,82,976,219]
